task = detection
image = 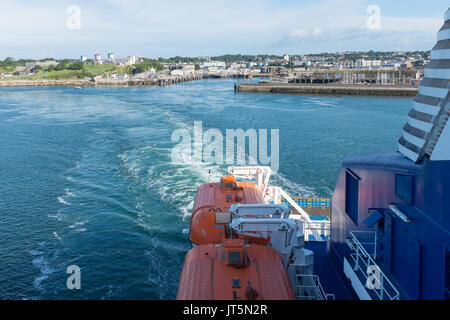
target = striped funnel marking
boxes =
[398,7,450,162]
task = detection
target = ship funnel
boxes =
[398,7,450,162]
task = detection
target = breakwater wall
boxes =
[0,79,90,87]
[234,83,418,97]
[0,74,205,87]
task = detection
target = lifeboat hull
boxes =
[177,243,296,300]
[189,180,265,245]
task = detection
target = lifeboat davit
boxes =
[189,176,268,245]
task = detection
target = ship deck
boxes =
[305,241,355,300]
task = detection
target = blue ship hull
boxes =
[328,152,450,299]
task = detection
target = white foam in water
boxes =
[64,188,76,198]
[57,196,70,205]
[28,249,44,256]
[179,199,195,219]
[65,176,76,182]
[272,172,318,198]
[52,232,62,241]
[119,118,224,220]
[29,248,54,291]
[68,221,87,229]
[47,212,63,221]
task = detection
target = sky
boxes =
[0,0,448,59]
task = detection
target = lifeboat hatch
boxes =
[215,211,231,224]
[220,176,237,190]
[220,239,249,268]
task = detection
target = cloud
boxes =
[313,29,323,37]
[291,30,309,39]
[0,0,446,58]
[282,0,443,52]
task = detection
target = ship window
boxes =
[345,169,359,225]
[221,250,226,262]
[224,182,233,189]
[228,251,242,264]
[395,174,414,205]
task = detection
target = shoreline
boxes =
[0,75,204,88]
[0,73,267,88]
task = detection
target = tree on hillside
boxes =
[133,64,147,74]
[128,59,164,74]
[54,59,71,70]
[69,61,84,70]
[55,63,65,71]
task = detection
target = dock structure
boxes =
[0,79,90,87]
[287,69,421,85]
[234,83,419,97]
[153,73,205,86]
[97,73,205,86]
[0,73,206,87]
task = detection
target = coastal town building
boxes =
[25,61,58,68]
[230,62,247,69]
[356,58,382,68]
[182,64,196,71]
[94,53,102,64]
[171,69,194,76]
[83,53,140,66]
[203,61,226,68]
[126,55,136,65]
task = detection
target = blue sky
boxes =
[0,0,448,59]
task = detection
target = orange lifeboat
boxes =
[177,239,296,300]
[189,176,265,245]
[178,174,297,300]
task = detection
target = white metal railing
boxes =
[227,166,272,196]
[304,220,331,239]
[267,186,329,241]
[346,231,400,300]
[296,274,335,300]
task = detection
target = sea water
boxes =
[0,79,411,299]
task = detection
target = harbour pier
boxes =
[234,83,419,97]
[0,73,206,87]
